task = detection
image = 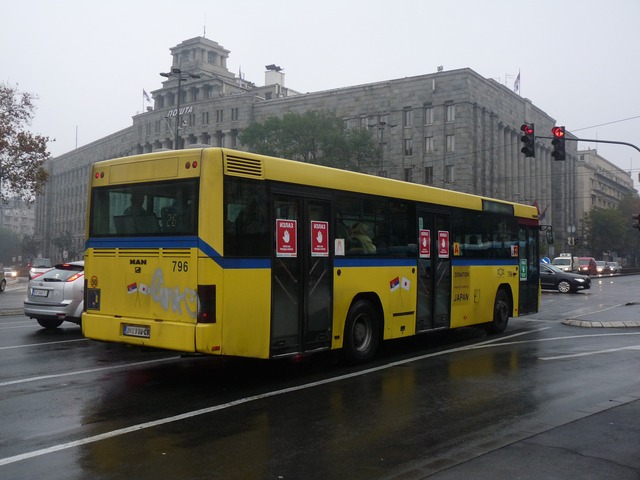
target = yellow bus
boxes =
[83,147,539,363]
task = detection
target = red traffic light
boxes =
[552,126,565,138]
[521,124,534,135]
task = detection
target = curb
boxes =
[563,319,640,328]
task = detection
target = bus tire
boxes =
[343,299,381,364]
[486,288,510,334]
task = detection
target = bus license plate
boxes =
[123,324,150,338]
[32,289,48,297]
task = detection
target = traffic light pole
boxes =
[536,136,640,153]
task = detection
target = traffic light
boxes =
[632,213,640,230]
[551,126,566,161]
[520,123,535,157]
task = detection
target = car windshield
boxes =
[33,259,52,268]
[553,258,570,266]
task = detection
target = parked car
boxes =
[29,258,53,279]
[540,263,591,293]
[578,257,598,276]
[595,261,612,276]
[3,267,18,278]
[0,269,5,293]
[607,261,622,274]
[24,261,84,329]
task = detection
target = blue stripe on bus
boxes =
[85,238,517,269]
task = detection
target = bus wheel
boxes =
[37,318,64,329]
[344,300,380,364]
[486,289,510,334]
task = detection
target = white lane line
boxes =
[0,338,88,351]
[539,345,640,361]
[0,357,179,387]
[0,327,548,467]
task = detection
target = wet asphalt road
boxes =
[0,275,639,479]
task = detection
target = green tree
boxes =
[0,83,50,204]
[582,206,626,257]
[239,110,380,171]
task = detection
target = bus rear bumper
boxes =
[82,312,200,353]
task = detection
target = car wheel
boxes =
[37,318,64,329]
[0,279,5,293]
[557,280,572,294]
[343,299,380,364]
[486,288,510,334]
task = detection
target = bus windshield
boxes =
[89,179,198,236]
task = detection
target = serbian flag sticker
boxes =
[390,277,400,292]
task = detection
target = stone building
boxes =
[574,148,635,235]
[33,36,632,261]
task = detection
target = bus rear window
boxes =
[89,179,198,236]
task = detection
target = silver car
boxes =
[24,261,84,329]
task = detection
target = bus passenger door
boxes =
[416,211,451,331]
[271,194,332,357]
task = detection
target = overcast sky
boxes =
[3,0,639,181]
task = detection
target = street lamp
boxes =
[160,67,200,149]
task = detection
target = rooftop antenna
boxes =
[203,14,206,37]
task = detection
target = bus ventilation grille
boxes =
[224,155,264,178]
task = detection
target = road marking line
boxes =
[539,345,640,361]
[0,338,88,351]
[0,357,179,387]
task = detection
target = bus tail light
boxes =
[197,284,216,323]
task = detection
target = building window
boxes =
[216,109,224,123]
[188,114,196,127]
[404,138,413,156]
[424,136,434,154]
[404,167,413,182]
[445,165,454,183]
[231,108,239,121]
[202,111,209,125]
[446,104,455,122]
[360,116,369,129]
[403,108,413,127]
[424,106,433,125]
[424,166,433,185]
[446,134,455,153]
